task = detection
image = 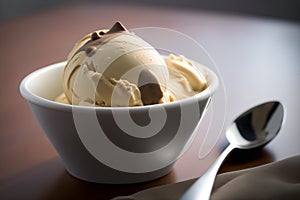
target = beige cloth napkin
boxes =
[113,154,300,200]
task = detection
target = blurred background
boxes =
[1,0,300,22]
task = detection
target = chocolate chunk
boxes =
[91,32,100,41]
[138,69,163,105]
[106,21,127,34]
[86,46,97,57]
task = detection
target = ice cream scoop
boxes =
[63,22,168,106]
[61,22,208,107]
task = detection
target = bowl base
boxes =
[65,163,174,184]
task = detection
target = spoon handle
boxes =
[180,144,235,200]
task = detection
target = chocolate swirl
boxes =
[75,21,129,57]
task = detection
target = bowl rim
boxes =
[20,61,219,112]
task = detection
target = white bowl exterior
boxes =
[20,61,218,183]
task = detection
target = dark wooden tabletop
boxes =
[1,2,300,200]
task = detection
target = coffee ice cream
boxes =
[57,22,207,107]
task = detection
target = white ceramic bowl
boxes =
[20,61,218,184]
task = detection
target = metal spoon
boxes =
[180,101,284,200]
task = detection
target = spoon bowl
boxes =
[181,101,284,200]
[227,101,283,149]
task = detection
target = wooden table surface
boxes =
[1,2,300,200]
